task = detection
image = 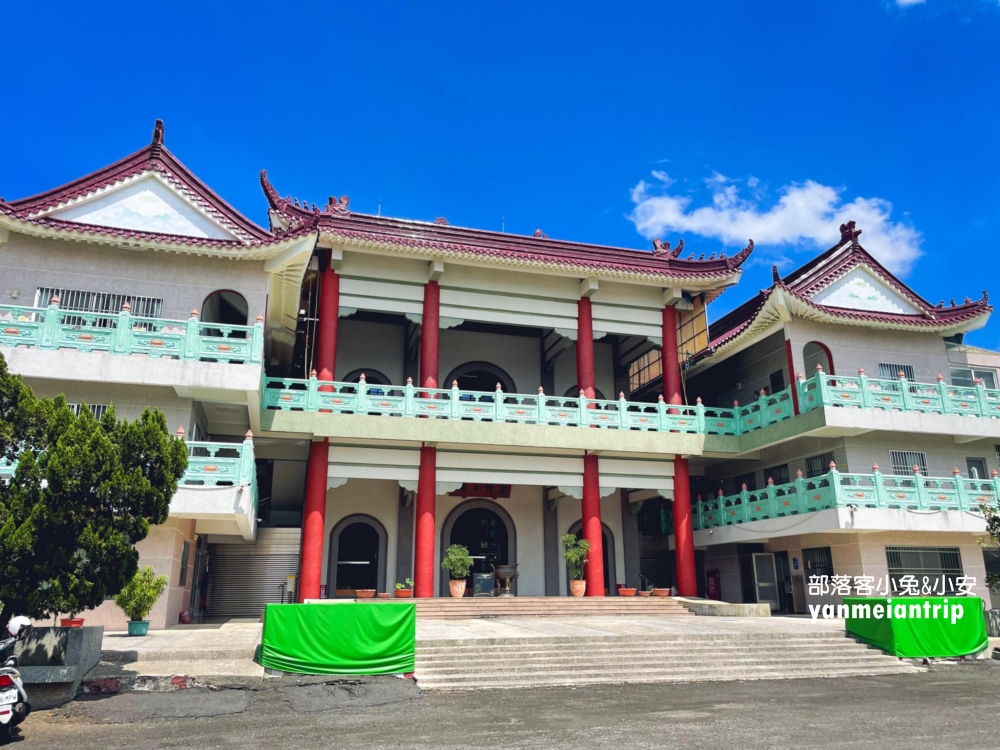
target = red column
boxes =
[785,338,800,415]
[316,249,340,386]
[661,305,682,407]
[672,456,697,597]
[581,453,605,596]
[420,281,440,391]
[298,439,329,601]
[414,445,437,598]
[576,297,596,399]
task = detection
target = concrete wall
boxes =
[440,328,540,393]
[1,233,268,323]
[336,319,405,384]
[689,331,788,408]
[706,436,847,495]
[555,341,615,399]
[843,433,998,478]
[59,518,197,631]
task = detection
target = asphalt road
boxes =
[14,664,1000,749]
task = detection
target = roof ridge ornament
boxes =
[726,238,753,269]
[151,119,164,147]
[839,220,862,245]
[325,195,350,215]
[772,264,781,283]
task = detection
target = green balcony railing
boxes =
[0,299,264,365]
[262,374,795,436]
[693,463,999,531]
[0,433,258,513]
[798,367,1000,419]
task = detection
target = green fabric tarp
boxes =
[259,602,416,675]
[844,597,988,658]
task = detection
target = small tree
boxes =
[561,534,591,580]
[441,544,473,579]
[115,566,169,622]
[979,502,1000,593]
[0,353,187,630]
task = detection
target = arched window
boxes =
[440,499,517,597]
[443,361,517,399]
[201,290,249,327]
[563,385,607,400]
[327,514,388,597]
[803,341,834,376]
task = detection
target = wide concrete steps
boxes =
[414,632,921,690]
[406,596,693,620]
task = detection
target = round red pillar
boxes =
[672,456,697,597]
[581,453,605,596]
[414,445,437,598]
[576,297,596,399]
[662,305,682,407]
[316,249,340,388]
[419,281,440,391]
[298,439,329,601]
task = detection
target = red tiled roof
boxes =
[260,171,753,284]
[697,221,991,360]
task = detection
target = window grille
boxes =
[769,370,785,395]
[806,451,836,478]
[878,363,915,381]
[36,287,164,328]
[66,403,109,420]
[733,471,757,493]
[950,367,997,389]
[889,450,927,476]
[885,546,963,595]
[803,547,834,577]
[764,464,789,485]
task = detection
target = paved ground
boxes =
[17,663,1000,749]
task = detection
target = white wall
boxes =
[440,328,540,393]
[336,319,405,384]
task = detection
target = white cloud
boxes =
[747,176,760,188]
[895,0,925,5]
[629,174,923,276]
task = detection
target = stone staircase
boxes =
[414,631,921,690]
[408,596,693,619]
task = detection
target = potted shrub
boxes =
[441,544,473,597]
[561,534,590,597]
[114,565,169,636]
[394,578,414,598]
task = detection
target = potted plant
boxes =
[394,578,414,598]
[355,589,376,598]
[561,534,590,597]
[619,587,637,597]
[114,565,169,636]
[441,544,473,597]
[59,615,85,628]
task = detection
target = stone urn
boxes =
[569,580,586,597]
[449,579,467,598]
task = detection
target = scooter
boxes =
[0,616,32,744]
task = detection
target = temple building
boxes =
[1,122,996,628]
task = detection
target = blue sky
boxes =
[2,1,998,345]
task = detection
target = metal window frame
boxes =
[35,286,164,327]
[889,449,928,476]
[764,463,790,486]
[885,545,963,594]
[65,403,110,420]
[878,362,915,381]
[805,451,836,478]
[802,546,834,577]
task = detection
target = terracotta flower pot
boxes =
[569,580,586,597]
[377,593,390,599]
[395,589,412,598]
[449,579,467,598]
[652,588,671,597]
[356,589,376,599]
[60,618,84,628]
[619,588,637,597]
[638,590,652,597]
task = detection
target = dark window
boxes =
[878,363,915,381]
[966,457,988,480]
[806,452,836,478]
[886,546,963,595]
[764,464,790,486]
[951,367,997,389]
[769,370,785,394]
[733,472,757,493]
[802,547,834,577]
[889,450,928,476]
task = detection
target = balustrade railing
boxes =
[692,463,999,531]
[798,367,1000,419]
[262,373,796,436]
[180,431,259,513]
[0,299,264,365]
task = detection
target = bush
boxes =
[114,566,169,622]
[561,534,591,580]
[441,544,473,579]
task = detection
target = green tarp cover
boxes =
[259,602,416,675]
[844,597,987,658]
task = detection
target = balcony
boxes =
[0,435,259,541]
[692,464,995,533]
[260,374,795,452]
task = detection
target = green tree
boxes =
[0,353,187,629]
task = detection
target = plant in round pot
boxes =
[394,578,414,598]
[441,544,473,597]
[114,565,169,636]
[561,534,591,597]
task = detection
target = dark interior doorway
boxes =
[450,507,508,595]
[335,522,379,595]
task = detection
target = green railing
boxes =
[262,374,795,436]
[693,464,999,531]
[0,434,258,513]
[0,300,264,365]
[798,368,1000,419]
[181,432,259,513]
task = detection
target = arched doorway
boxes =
[444,361,517,394]
[440,500,517,597]
[327,514,388,597]
[803,341,833,375]
[566,520,617,595]
[563,385,607,400]
[201,290,249,327]
[341,368,392,396]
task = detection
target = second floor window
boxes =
[889,450,928,476]
[805,451,836,478]
[764,464,789,486]
[950,367,997,389]
[878,363,915,381]
[628,350,662,393]
[36,287,164,326]
[67,403,110,420]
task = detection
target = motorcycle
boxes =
[0,616,31,743]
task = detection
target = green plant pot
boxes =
[127,620,150,637]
